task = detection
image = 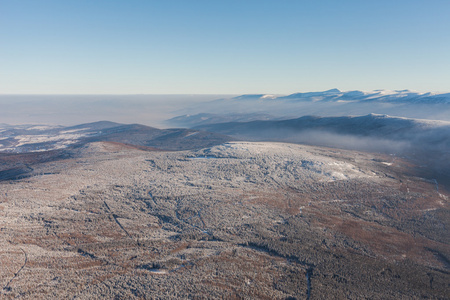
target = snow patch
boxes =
[26,125,60,131]
[183,131,199,138]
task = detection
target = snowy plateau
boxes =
[1,139,448,299]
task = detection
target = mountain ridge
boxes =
[0,122,232,153]
[231,89,450,104]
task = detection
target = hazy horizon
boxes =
[0,94,228,127]
[2,88,450,128]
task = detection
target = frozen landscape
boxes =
[0,101,449,298]
[3,0,450,298]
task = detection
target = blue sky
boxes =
[1,0,449,94]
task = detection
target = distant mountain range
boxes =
[170,89,450,127]
[231,89,450,104]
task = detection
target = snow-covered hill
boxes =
[195,114,450,181]
[0,121,231,153]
